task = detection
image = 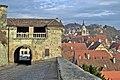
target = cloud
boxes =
[1,0,120,29]
[99,1,118,5]
[8,13,36,18]
[45,5,73,11]
[74,11,116,18]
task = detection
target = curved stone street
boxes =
[0,58,58,80]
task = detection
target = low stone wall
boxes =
[57,57,101,80]
[0,42,8,66]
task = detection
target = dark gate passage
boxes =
[14,46,32,65]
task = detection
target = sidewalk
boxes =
[0,63,17,71]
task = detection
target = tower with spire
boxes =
[81,20,88,36]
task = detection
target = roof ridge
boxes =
[7,18,55,20]
[47,19,56,25]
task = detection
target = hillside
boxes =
[64,23,120,41]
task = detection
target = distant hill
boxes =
[64,23,120,41]
[65,23,82,29]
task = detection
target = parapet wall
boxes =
[57,57,101,80]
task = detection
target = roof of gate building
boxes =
[7,18,63,27]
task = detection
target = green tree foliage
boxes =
[80,64,106,80]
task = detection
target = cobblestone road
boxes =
[0,58,58,80]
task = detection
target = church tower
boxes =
[81,20,87,36]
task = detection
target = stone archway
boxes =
[14,45,32,64]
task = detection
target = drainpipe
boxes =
[8,27,9,63]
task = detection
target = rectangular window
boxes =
[21,51,23,54]
[24,51,27,54]
[17,27,29,33]
[17,27,29,38]
[34,27,46,33]
[45,49,49,56]
[33,27,46,38]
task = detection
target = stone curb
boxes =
[0,63,17,71]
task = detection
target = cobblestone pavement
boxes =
[0,58,58,80]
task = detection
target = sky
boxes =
[1,0,120,30]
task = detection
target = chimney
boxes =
[79,55,81,59]
[112,57,116,64]
[60,20,62,23]
[86,53,90,59]
[56,17,60,22]
[0,4,8,29]
[103,64,107,68]
[99,39,102,42]
[69,41,72,43]
[71,46,73,50]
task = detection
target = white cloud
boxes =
[45,5,73,11]
[13,13,36,18]
[99,1,118,5]
[75,11,116,17]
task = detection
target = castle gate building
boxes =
[0,5,64,63]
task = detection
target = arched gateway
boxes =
[14,45,32,64]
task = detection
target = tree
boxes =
[80,64,106,80]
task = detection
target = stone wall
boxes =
[0,5,8,66]
[0,5,7,29]
[57,57,101,80]
[0,42,8,66]
[8,26,63,63]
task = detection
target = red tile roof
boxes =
[102,71,120,80]
[88,35,107,44]
[62,43,88,50]
[69,35,82,39]
[7,18,63,27]
[62,43,88,61]
[78,59,120,71]
[75,50,112,60]
[113,53,120,59]
[110,42,120,50]
[61,46,74,61]
[88,41,101,50]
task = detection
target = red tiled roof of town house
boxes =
[7,18,63,27]
[88,35,107,44]
[78,59,120,71]
[113,53,120,59]
[88,41,101,50]
[75,50,112,60]
[109,42,120,50]
[102,71,120,80]
[62,43,88,61]
[69,35,88,43]
[61,46,74,61]
[62,43,88,50]
[69,35,82,39]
